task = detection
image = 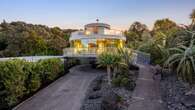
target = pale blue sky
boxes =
[0,0,195,30]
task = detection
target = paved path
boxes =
[128,65,165,110]
[13,65,105,110]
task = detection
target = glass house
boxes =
[67,22,126,56]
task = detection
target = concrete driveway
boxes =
[128,65,165,110]
[13,65,105,110]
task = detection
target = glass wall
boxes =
[81,39,97,48]
[71,39,125,49]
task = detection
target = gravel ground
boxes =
[81,74,135,110]
[160,75,195,110]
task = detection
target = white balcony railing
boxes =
[63,47,151,64]
[71,29,123,36]
[70,30,126,41]
[63,47,117,57]
[104,29,123,36]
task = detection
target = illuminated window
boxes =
[81,39,97,48]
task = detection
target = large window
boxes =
[105,39,118,47]
[81,39,97,48]
[71,39,124,49]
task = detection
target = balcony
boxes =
[63,47,117,58]
[63,47,151,64]
[72,29,123,36]
[70,30,126,41]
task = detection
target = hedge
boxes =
[0,60,26,109]
[0,58,76,110]
[37,58,64,85]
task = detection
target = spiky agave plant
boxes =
[164,31,195,84]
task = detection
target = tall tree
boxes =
[125,21,149,49]
[153,18,179,47]
[153,18,177,32]
[0,21,74,57]
[129,21,149,37]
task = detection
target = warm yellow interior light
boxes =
[85,31,91,35]
[119,40,124,48]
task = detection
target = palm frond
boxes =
[169,47,184,53]
[190,56,195,73]
[164,53,182,66]
[176,57,186,74]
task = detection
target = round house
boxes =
[67,22,126,56]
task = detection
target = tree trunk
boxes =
[113,66,117,78]
[107,65,112,85]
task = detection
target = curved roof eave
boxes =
[84,23,111,29]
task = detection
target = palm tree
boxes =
[97,52,121,85]
[164,31,195,84]
[112,55,123,78]
[190,9,195,25]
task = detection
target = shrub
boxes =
[121,77,136,90]
[112,73,136,90]
[0,58,65,109]
[111,76,122,87]
[138,40,168,65]
[37,58,64,85]
[164,30,195,84]
[120,77,129,87]
[23,62,41,94]
[164,45,195,84]
[0,60,26,107]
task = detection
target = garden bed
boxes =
[160,74,195,110]
[81,69,138,110]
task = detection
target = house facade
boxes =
[65,22,126,57]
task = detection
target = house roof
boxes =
[84,23,110,29]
